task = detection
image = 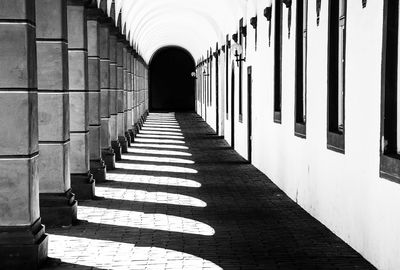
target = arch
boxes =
[111,0,247,62]
[149,46,196,112]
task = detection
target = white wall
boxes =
[195,0,400,269]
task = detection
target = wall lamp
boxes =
[231,42,245,66]
[282,0,292,8]
[264,0,272,21]
[250,16,257,29]
[202,65,209,77]
[232,33,238,43]
[362,0,367,8]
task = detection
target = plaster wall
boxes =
[198,1,400,269]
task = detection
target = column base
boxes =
[118,136,128,154]
[0,218,48,270]
[101,148,116,170]
[128,129,135,143]
[39,189,78,227]
[125,131,131,147]
[90,159,106,183]
[134,122,141,134]
[71,173,95,200]
[111,140,122,161]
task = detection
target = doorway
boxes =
[149,46,195,111]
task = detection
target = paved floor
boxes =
[43,113,375,270]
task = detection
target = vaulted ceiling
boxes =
[93,0,258,63]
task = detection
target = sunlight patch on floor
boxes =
[127,147,192,157]
[106,173,201,187]
[131,143,189,150]
[96,187,206,207]
[77,207,214,236]
[48,235,222,269]
[116,162,198,173]
[145,121,179,125]
[139,130,184,136]
[137,133,185,140]
[122,154,195,164]
[135,137,186,144]
[144,122,180,126]
[142,127,182,132]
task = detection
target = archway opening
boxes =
[149,47,195,111]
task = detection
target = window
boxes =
[274,0,283,123]
[226,35,229,119]
[295,0,308,138]
[327,0,346,153]
[381,0,400,183]
[239,18,244,122]
[210,55,213,106]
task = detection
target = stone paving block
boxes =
[44,113,376,270]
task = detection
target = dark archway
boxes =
[149,46,195,111]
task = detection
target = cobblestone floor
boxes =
[43,113,376,270]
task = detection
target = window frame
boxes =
[273,0,283,123]
[327,0,346,154]
[294,0,308,138]
[380,0,400,184]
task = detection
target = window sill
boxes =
[295,123,306,139]
[274,111,281,124]
[327,131,344,154]
[380,154,400,184]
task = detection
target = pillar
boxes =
[87,8,106,182]
[99,18,116,169]
[134,55,140,132]
[36,0,77,227]
[67,0,95,200]
[128,51,135,141]
[125,47,133,146]
[109,29,122,161]
[0,1,48,268]
[117,37,128,151]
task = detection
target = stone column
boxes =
[86,8,106,182]
[117,37,128,151]
[125,47,133,146]
[119,41,129,152]
[0,1,48,268]
[67,0,95,200]
[36,0,77,227]
[133,57,140,133]
[99,18,116,169]
[128,51,135,141]
[109,29,122,161]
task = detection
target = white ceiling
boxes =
[101,0,257,63]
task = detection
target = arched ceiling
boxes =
[100,0,248,63]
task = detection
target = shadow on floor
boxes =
[44,113,376,270]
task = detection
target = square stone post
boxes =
[67,0,95,200]
[0,0,48,268]
[36,0,77,227]
[99,18,116,170]
[117,37,128,151]
[128,50,135,141]
[86,8,106,182]
[109,29,122,161]
[125,47,133,146]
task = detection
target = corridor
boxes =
[43,113,374,270]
